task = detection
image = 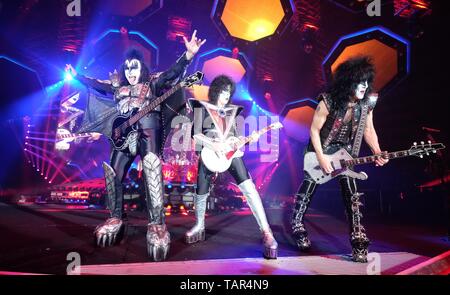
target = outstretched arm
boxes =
[364,110,388,166]
[65,64,116,95]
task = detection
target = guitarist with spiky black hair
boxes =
[186,75,278,259]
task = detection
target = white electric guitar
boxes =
[304,141,445,184]
[196,122,283,173]
[55,128,98,151]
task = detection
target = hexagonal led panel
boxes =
[323,26,410,94]
[280,99,318,143]
[185,85,209,102]
[221,0,285,41]
[202,55,246,83]
[331,39,398,92]
[87,29,159,76]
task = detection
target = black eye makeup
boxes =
[125,60,140,71]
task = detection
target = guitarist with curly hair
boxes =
[291,56,388,263]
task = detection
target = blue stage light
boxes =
[64,72,73,81]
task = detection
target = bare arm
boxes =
[363,111,381,153]
[364,110,388,166]
[309,100,334,174]
[310,100,329,159]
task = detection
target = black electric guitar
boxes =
[109,71,204,150]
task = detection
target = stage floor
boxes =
[75,252,428,275]
[0,202,448,275]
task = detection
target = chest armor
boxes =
[115,84,161,114]
[200,101,241,140]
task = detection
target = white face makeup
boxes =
[124,59,141,86]
[217,88,231,107]
[354,80,368,100]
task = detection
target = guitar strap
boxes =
[126,82,151,156]
[350,102,369,157]
[136,82,151,108]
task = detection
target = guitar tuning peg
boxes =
[420,141,424,145]
[419,155,423,158]
[413,142,417,146]
[428,140,431,144]
[432,150,437,153]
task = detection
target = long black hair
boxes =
[208,75,236,105]
[118,48,150,86]
[326,56,375,113]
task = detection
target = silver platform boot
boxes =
[142,152,170,261]
[238,179,278,259]
[94,162,127,247]
[185,193,209,244]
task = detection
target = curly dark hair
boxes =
[326,56,375,113]
[118,48,150,86]
[208,75,236,105]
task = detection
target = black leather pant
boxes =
[196,157,250,195]
[109,127,162,222]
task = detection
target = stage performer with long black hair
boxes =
[66,30,206,261]
[186,75,278,259]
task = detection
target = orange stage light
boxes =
[220,0,285,41]
[185,85,209,102]
[323,27,410,95]
[280,99,318,143]
[202,55,246,83]
[331,39,398,92]
[211,0,294,42]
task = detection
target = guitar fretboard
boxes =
[116,84,182,131]
[240,125,276,147]
[58,133,92,139]
[344,150,410,166]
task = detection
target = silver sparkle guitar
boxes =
[304,141,445,184]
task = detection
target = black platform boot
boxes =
[340,176,370,263]
[291,178,317,251]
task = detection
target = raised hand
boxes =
[109,69,120,88]
[65,64,77,77]
[183,30,206,60]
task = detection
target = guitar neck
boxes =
[240,125,274,147]
[125,84,182,128]
[58,133,92,139]
[345,150,410,166]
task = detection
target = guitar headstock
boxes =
[268,122,283,130]
[409,141,446,158]
[181,71,204,88]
